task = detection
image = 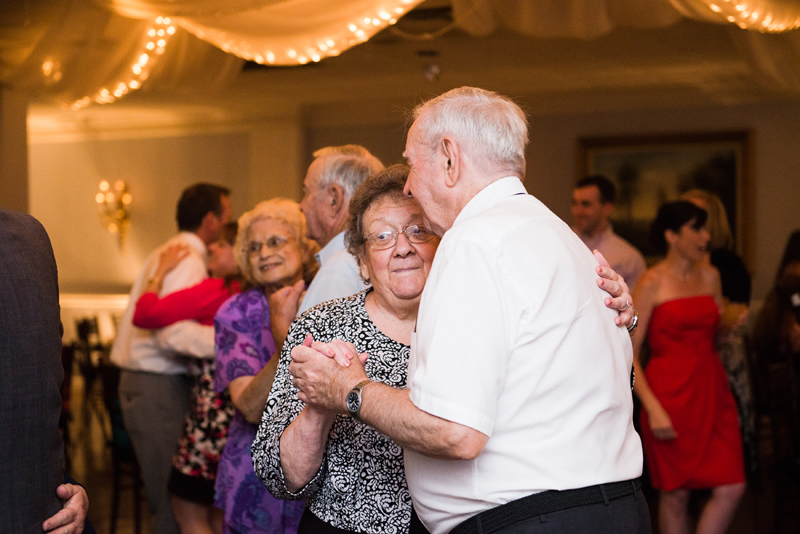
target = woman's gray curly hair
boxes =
[234,198,319,287]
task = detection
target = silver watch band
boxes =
[348,379,371,418]
[626,309,639,334]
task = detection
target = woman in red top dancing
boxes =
[133,221,241,534]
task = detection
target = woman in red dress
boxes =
[632,201,745,534]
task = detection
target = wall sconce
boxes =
[96,180,132,248]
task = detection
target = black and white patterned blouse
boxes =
[252,289,413,534]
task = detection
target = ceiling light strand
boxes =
[179,1,420,67]
[679,0,800,32]
[70,17,176,110]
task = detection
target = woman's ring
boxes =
[621,299,631,311]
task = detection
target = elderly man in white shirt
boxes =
[289,88,648,534]
[294,145,383,315]
[111,183,231,534]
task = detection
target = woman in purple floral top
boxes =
[213,199,318,534]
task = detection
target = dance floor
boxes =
[65,373,797,534]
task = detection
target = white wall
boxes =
[30,130,253,293]
[521,99,800,304]
[28,98,800,304]
[305,97,800,304]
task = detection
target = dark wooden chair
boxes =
[98,360,143,534]
[73,317,113,441]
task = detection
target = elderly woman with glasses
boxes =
[253,165,437,534]
[252,165,636,534]
[213,198,318,534]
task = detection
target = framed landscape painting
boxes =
[578,131,752,264]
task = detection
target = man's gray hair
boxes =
[312,145,385,199]
[411,87,529,177]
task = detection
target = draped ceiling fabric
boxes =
[0,0,244,108]
[96,0,292,19]
[451,0,684,39]
[668,0,800,32]
[452,0,800,36]
[450,0,800,91]
[1,0,800,108]
[100,0,428,65]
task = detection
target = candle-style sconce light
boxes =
[96,180,132,248]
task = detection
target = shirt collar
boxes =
[452,176,526,228]
[574,224,613,246]
[315,231,347,267]
[180,231,208,260]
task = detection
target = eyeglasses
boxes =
[246,235,291,256]
[365,225,434,250]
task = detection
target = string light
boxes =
[183,1,418,67]
[697,0,800,32]
[70,17,176,110]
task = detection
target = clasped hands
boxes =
[289,334,369,413]
[288,251,634,411]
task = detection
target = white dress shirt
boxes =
[110,232,216,374]
[404,177,643,534]
[297,231,367,315]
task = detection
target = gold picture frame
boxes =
[579,131,753,266]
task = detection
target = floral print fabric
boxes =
[172,358,235,481]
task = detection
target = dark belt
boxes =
[451,478,641,534]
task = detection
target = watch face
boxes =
[346,391,360,413]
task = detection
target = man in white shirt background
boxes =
[289,87,648,534]
[111,183,231,534]
[294,145,384,315]
[572,174,647,291]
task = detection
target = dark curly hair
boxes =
[650,200,708,253]
[344,164,411,272]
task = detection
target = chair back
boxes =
[98,362,137,463]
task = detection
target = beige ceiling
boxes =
[26,0,800,135]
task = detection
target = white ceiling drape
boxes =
[2,0,799,108]
[94,0,291,19]
[98,0,427,65]
[449,0,800,94]
[668,0,800,32]
[1,0,244,108]
[452,0,684,39]
[452,0,800,38]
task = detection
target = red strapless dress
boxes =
[640,295,745,491]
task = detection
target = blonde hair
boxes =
[680,189,733,250]
[234,198,319,286]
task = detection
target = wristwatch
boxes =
[627,309,639,335]
[346,379,372,419]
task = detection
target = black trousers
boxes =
[458,488,651,534]
[298,507,431,534]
